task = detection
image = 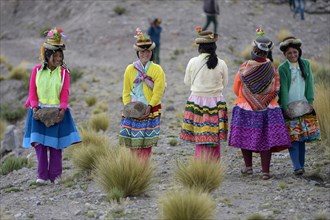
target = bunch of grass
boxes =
[78,127,110,146]
[85,96,97,107]
[0,119,7,140]
[276,28,292,43]
[175,155,225,193]
[0,156,30,175]
[95,147,154,199]
[314,82,330,148]
[8,64,29,80]
[159,189,216,220]
[71,133,111,173]
[240,45,251,61]
[89,113,109,132]
[93,102,108,115]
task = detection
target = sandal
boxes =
[261,173,272,180]
[241,167,253,175]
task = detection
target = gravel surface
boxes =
[0,1,329,219]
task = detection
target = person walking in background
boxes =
[278,36,321,176]
[289,0,295,11]
[202,0,219,33]
[293,0,305,20]
[228,28,291,180]
[180,26,228,161]
[148,18,162,64]
[23,27,81,184]
[119,28,166,159]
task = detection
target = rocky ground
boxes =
[0,0,330,219]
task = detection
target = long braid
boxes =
[297,48,306,80]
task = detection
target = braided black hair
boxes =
[198,43,218,69]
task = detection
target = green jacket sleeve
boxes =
[302,59,314,104]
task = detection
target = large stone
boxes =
[36,108,59,127]
[0,125,21,155]
[123,102,147,119]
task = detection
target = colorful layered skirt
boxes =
[229,105,291,152]
[22,108,81,150]
[119,104,161,148]
[180,95,228,145]
[285,110,321,142]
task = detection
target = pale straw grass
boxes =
[89,112,109,132]
[159,188,216,220]
[314,82,330,154]
[175,154,226,193]
[95,146,154,200]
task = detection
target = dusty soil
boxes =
[0,0,329,219]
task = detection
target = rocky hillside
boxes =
[0,0,329,219]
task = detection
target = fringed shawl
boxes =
[239,60,279,110]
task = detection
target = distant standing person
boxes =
[148,18,162,64]
[180,26,228,160]
[202,0,219,33]
[278,36,321,176]
[23,27,81,184]
[228,28,291,180]
[293,0,305,20]
[119,28,166,159]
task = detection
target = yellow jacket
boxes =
[122,62,166,107]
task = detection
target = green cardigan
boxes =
[278,58,314,110]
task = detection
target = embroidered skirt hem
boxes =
[180,95,228,144]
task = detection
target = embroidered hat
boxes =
[133,28,155,51]
[251,27,273,52]
[279,36,302,52]
[194,26,218,44]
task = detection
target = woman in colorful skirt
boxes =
[180,27,228,160]
[119,28,166,159]
[228,28,291,180]
[278,36,321,176]
[23,27,81,184]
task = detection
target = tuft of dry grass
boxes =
[95,146,154,199]
[0,119,7,140]
[80,82,88,92]
[71,142,110,173]
[8,62,30,80]
[93,102,109,115]
[175,155,226,193]
[89,113,109,132]
[314,82,330,149]
[314,209,329,220]
[240,45,251,61]
[159,188,216,220]
[85,96,97,107]
[276,28,293,43]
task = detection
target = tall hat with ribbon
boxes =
[252,27,273,52]
[40,27,66,63]
[133,28,155,51]
[194,26,218,44]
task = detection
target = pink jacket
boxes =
[24,64,70,110]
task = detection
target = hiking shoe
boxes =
[36,179,48,184]
[294,169,304,176]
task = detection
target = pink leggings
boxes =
[195,144,221,160]
[130,147,152,159]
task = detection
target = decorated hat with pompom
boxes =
[194,26,218,44]
[133,28,155,51]
[252,27,273,52]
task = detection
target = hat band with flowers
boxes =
[133,28,155,51]
[194,26,218,44]
[40,27,66,63]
